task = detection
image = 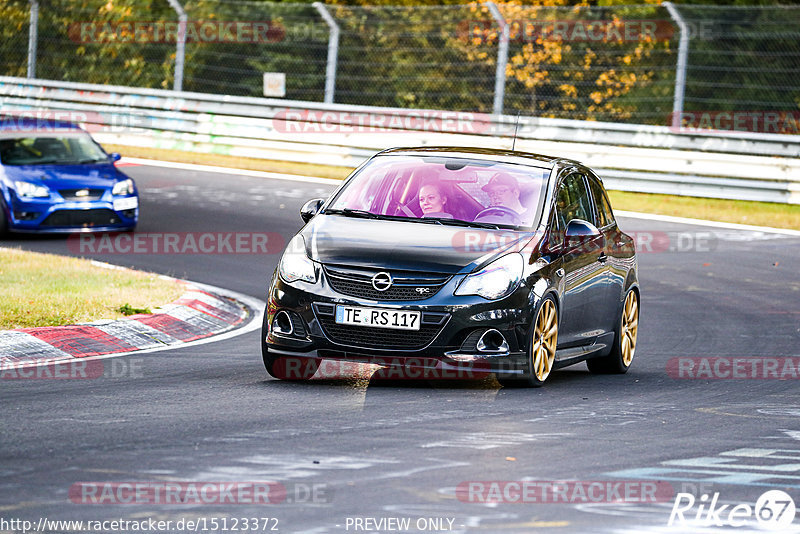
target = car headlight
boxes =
[455,253,524,300]
[279,235,317,284]
[14,181,49,198]
[112,178,135,196]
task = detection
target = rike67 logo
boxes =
[669,490,796,529]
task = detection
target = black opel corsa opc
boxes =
[262,147,639,387]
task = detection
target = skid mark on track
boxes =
[421,432,569,450]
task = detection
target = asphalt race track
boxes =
[2,163,800,533]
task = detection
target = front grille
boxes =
[313,303,448,350]
[59,188,104,201]
[324,265,451,301]
[41,209,119,228]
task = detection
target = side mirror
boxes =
[300,198,325,223]
[565,219,601,250]
[109,152,122,162]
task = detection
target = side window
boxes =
[547,206,564,249]
[555,172,593,229]
[587,176,615,228]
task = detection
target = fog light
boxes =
[13,210,39,221]
[470,309,518,321]
[272,311,294,336]
[476,329,509,353]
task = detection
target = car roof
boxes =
[376,146,582,169]
[0,116,83,133]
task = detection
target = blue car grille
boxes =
[41,209,120,228]
[59,188,104,201]
[323,265,451,301]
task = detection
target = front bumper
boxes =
[7,195,138,233]
[265,271,537,377]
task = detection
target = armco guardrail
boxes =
[1,76,799,204]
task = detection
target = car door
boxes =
[586,172,621,335]
[554,171,609,347]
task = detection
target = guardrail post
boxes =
[485,2,509,117]
[166,0,187,92]
[664,2,689,129]
[313,2,340,104]
[27,0,39,78]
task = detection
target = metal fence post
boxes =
[313,2,340,104]
[664,2,689,129]
[485,2,509,116]
[166,0,187,92]
[27,0,39,79]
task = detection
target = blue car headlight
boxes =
[14,181,49,198]
[455,253,524,300]
[112,178,135,196]
[279,235,317,284]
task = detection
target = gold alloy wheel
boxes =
[620,291,639,366]
[532,299,558,382]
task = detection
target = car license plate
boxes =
[335,305,420,331]
[113,196,138,211]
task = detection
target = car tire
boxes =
[499,295,558,388]
[260,310,318,381]
[587,289,639,374]
[0,200,9,236]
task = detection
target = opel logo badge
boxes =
[75,189,90,197]
[371,272,393,291]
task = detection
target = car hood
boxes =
[301,214,537,274]
[3,163,124,189]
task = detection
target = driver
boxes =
[481,173,534,223]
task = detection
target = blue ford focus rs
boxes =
[0,119,138,234]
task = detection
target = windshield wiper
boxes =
[426,217,511,230]
[325,208,379,219]
[326,209,441,225]
[57,158,105,165]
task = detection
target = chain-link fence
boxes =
[676,5,800,114]
[2,1,799,128]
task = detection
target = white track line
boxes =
[0,258,265,370]
[121,156,342,185]
[615,210,800,237]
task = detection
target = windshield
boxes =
[0,133,108,166]
[326,154,550,229]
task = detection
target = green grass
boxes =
[0,248,185,329]
[106,144,800,231]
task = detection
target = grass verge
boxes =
[0,248,184,329]
[107,144,800,231]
